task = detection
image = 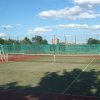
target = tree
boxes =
[87,38,100,44]
[20,37,32,44]
[0,38,4,44]
[0,36,48,45]
[5,39,17,44]
[32,36,42,44]
[43,39,48,44]
[32,36,48,44]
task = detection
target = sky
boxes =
[0,0,100,43]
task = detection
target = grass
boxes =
[0,57,100,97]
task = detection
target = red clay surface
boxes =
[7,55,100,62]
[0,89,100,100]
[8,55,44,61]
[0,55,45,63]
[0,55,100,64]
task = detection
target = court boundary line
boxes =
[7,53,100,56]
[62,58,95,94]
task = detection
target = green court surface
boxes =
[0,57,100,97]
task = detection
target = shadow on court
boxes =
[0,69,100,100]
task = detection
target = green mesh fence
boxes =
[2,44,100,55]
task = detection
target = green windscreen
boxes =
[2,44,100,55]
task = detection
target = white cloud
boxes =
[57,24,87,29]
[57,24,100,30]
[28,27,52,34]
[73,0,100,6]
[93,25,100,30]
[16,24,21,26]
[77,12,100,19]
[38,5,100,20]
[38,6,82,20]
[57,24,79,29]
[0,33,7,37]
[1,24,21,30]
[1,25,13,30]
[29,24,100,34]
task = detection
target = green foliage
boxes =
[0,36,48,44]
[43,39,48,44]
[3,39,19,45]
[20,37,32,44]
[0,38,4,44]
[87,38,100,44]
[6,39,16,44]
[32,35,48,44]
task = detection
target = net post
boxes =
[53,35,56,64]
[0,44,7,62]
[0,50,3,62]
[6,53,8,62]
[54,54,56,64]
[0,44,4,62]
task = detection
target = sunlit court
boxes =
[0,44,100,100]
[0,0,100,99]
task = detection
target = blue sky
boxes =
[0,0,100,43]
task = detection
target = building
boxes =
[52,38,59,44]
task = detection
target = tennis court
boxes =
[0,44,100,100]
[0,55,100,97]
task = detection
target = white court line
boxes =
[62,58,95,94]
